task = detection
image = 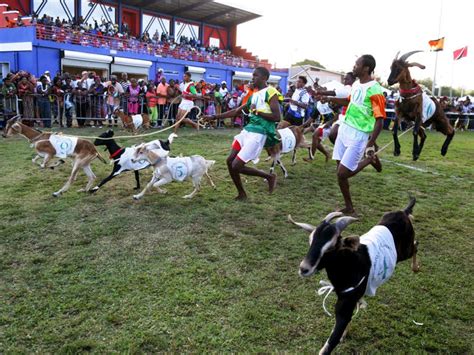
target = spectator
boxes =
[156,76,169,128]
[126,78,140,115]
[62,76,74,127]
[145,81,158,127]
[36,75,52,128]
[51,76,65,126]
[104,75,123,126]
[17,76,35,125]
[88,76,105,127]
[167,78,180,124]
[73,81,88,127]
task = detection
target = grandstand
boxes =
[0,0,287,88]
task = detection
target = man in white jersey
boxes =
[320,55,385,214]
[280,76,310,128]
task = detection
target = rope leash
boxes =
[373,126,414,156]
[318,279,367,317]
[34,96,200,141]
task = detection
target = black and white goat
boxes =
[91,130,174,192]
[289,198,420,354]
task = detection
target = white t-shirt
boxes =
[335,85,352,99]
[317,101,333,115]
[360,225,397,296]
[219,87,229,98]
[289,88,310,117]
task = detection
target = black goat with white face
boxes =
[290,199,420,354]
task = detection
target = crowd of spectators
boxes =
[5,13,260,69]
[0,69,252,129]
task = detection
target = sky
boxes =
[219,0,474,90]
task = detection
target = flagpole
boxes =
[449,58,454,99]
[431,0,443,95]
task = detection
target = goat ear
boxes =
[335,216,358,233]
[408,62,426,70]
[288,215,316,232]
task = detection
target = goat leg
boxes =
[133,174,159,200]
[278,159,288,178]
[417,127,427,157]
[134,170,141,190]
[91,167,119,193]
[291,149,297,165]
[320,298,358,355]
[411,240,420,272]
[393,117,401,156]
[412,120,421,161]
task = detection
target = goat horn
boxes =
[335,216,358,232]
[324,211,343,223]
[399,50,422,62]
[288,215,316,232]
[394,50,400,60]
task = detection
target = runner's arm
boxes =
[257,94,282,122]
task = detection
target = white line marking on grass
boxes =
[381,159,467,181]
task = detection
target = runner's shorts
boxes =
[332,123,369,171]
[232,129,266,164]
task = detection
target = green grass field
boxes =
[0,127,473,353]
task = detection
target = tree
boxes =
[293,59,326,69]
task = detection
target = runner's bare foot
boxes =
[235,194,248,201]
[268,173,277,194]
[337,207,356,215]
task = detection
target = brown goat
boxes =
[2,118,106,196]
[114,108,151,134]
[265,125,312,178]
[387,50,454,161]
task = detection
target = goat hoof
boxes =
[412,263,421,272]
[90,187,99,193]
[133,195,141,200]
[183,195,192,199]
[394,150,401,156]
[133,186,140,190]
[412,155,419,161]
[52,192,61,197]
[77,188,86,192]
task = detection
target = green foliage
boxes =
[0,128,473,352]
[293,59,326,69]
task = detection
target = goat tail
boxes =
[404,197,416,215]
[167,133,178,145]
[96,152,107,164]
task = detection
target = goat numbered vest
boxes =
[277,128,296,153]
[131,114,143,129]
[422,93,436,123]
[166,157,194,182]
[49,134,78,158]
[360,225,397,296]
[115,147,150,174]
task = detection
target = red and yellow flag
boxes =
[429,37,445,52]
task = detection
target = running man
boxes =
[280,76,310,128]
[320,55,384,214]
[202,67,282,200]
[174,71,200,133]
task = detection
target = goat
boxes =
[2,117,106,196]
[387,51,454,161]
[114,107,151,134]
[265,125,312,178]
[131,135,216,200]
[91,129,162,192]
[289,198,420,355]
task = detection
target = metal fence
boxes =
[0,92,247,129]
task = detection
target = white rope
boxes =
[317,278,367,318]
[318,280,335,317]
